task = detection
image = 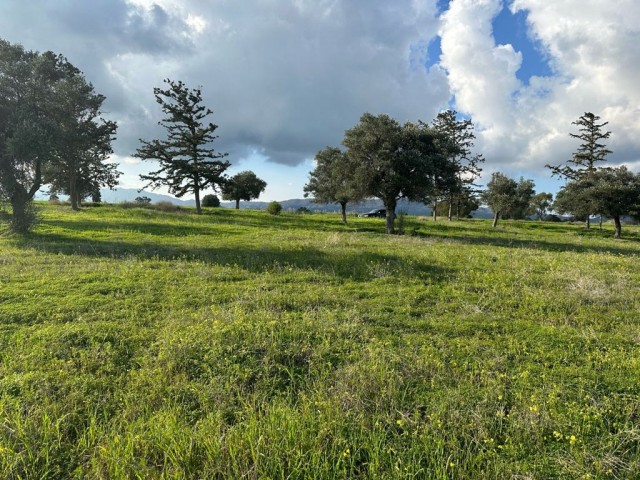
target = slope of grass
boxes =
[1,204,639,478]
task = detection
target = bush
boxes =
[202,194,220,208]
[266,201,282,215]
[296,206,311,214]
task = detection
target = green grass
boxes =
[1,203,639,479]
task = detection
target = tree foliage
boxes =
[202,194,220,208]
[555,167,640,238]
[482,173,535,227]
[222,170,267,209]
[304,147,361,224]
[135,79,229,214]
[44,74,119,209]
[0,39,117,231]
[431,110,484,220]
[343,113,453,234]
[530,192,553,220]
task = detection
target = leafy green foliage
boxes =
[482,173,535,226]
[555,167,640,237]
[201,194,220,207]
[266,201,282,215]
[222,170,267,209]
[530,192,554,220]
[135,79,230,214]
[304,147,362,224]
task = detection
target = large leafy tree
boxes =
[45,74,119,209]
[482,173,535,227]
[222,170,267,209]
[530,192,553,220]
[135,79,230,214]
[0,40,87,231]
[547,112,612,228]
[343,113,452,234]
[431,110,484,221]
[303,147,362,224]
[555,167,640,238]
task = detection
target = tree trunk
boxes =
[385,199,397,234]
[455,198,460,221]
[235,199,240,210]
[432,199,437,222]
[10,193,29,233]
[340,202,347,224]
[447,198,453,221]
[69,177,79,211]
[599,215,603,229]
[194,185,202,214]
[586,215,590,230]
[613,215,622,238]
[492,211,499,228]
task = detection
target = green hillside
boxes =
[1,204,639,479]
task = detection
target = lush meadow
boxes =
[1,204,639,479]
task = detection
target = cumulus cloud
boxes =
[439,0,640,179]
[0,0,451,167]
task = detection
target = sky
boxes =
[1,0,639,201]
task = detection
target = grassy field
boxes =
[1,204,639,479]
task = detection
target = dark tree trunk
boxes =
[194,186,202,214]
[340,202,347,224]
[447,198,453,221]
[69,177,79,211]
[432,199,437,222]
[492,211,500,228]
[613,215,622,238]
[235,199,240,210]
[599,215,603,229]
[385,199,397,234]
[586,215,590,230]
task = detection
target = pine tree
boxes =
[135,79,229,214]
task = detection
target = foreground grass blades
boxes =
[1,204,639,478]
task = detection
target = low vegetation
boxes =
[1,204,639,478]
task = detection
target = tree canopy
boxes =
[135,79,229,214]
[222,170,267,209]
[482,173,535,227]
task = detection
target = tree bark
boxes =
[69,177,79,211]
[447,199,453,221]
[586,215,590,230]
[385,199,397,234]
[432,199,437,221]
[492,211,500,228]
[235,199,240,210]
[194,186,201,214]
[613,215,622,238]
[340,202,347,224]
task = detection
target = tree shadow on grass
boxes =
[417,228,640,256]
[20,231,451,283]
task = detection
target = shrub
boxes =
[266,201,282,215]
[296,206,311,214]
[202,194,220,208]
[154,201,181,213]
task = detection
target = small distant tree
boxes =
[530,192,553,220]
[134,79,230,214]
[202,194,220,207]
[266,201,282,215]
[134,196,152,204]
[222,170,267,209]
[482,173,535,227]
[304,147,361,224]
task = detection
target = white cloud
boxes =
[439,0,640,181]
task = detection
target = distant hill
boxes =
[36,187,494,218]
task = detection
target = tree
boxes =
[343,113,452,234]
[530,192,553,220]
[482,173,535,227]
[201,194,220,207]
[135,79,230,214]
[222,170,267,210]
[555,167,640,238]
[266,201,282,215]
[547,112,612,228]
[304,147,362,224]
[431,110,484,220]
[44,74,119,209]
[0,40,80,231]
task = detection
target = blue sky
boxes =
[1,0,638,203]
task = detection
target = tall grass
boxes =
[1,204,639,478]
